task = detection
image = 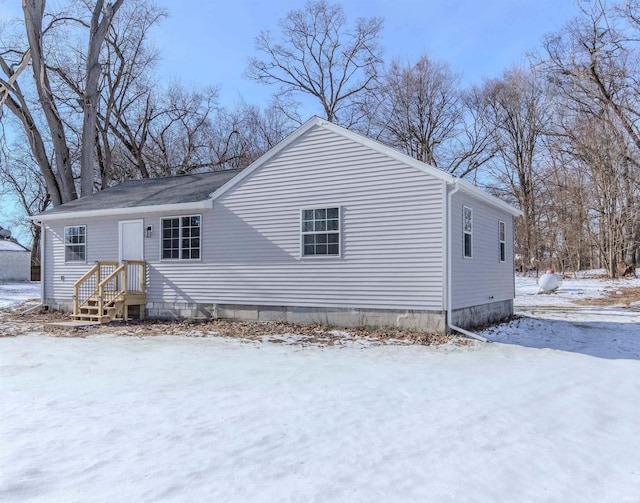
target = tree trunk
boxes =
[80,0,124,197]
[23,0,76,203]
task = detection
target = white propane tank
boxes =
[538,270,562,292]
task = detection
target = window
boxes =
[161,215,201,260]
[499,221,506,262]
[463,206,472,258]
[64,225,86,262]
[301,207,340,256]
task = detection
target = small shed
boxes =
[0,238,31,281]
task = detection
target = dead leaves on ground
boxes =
[0,304,460,347]
[573,286,640,307]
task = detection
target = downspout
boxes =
[446,180,489,343]
[22,219,45,315]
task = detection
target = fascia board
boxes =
[455,179,524,216]
[209,117,521,217]
[31,199,213,222]
[210,116,325,201]
[319,121,454,184]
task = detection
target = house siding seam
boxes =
[450,191,515,309]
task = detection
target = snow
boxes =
[482,273,640,360]
[0,282,40,309]
[1,277,639,502]
[513,273,639,308]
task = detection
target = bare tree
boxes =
[363,54,495,177]
[80,0,124,196]
[538,0,640,274]
[0,137,50,265]
[369,55,462,167]
[95,0,166,183]
[481,66,551,267]
[246,0,383,125]
[1,0,123,203]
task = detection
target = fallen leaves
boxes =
[0,304,463,347]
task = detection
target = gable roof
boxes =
[34,169,243,221]
[34,117,522,221]
[211,117,523,216]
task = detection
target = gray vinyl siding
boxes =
[148,125,446,310]
[450,191,515,309]
[43,218,122,300]
[43,125,449,311]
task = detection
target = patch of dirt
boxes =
[573,286,640,307]
[0,303,465,347]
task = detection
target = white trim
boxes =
[40,221,45,301]
[440,180,448,310]
[118,219,144,263]
[299,206,342,259]
[159,214,203,262]
[463,206,473,259]
[456,179,523,217]
[32,200,213,222]
[33,117,521,222]
[210,116,523,217]
[63,224,87,263]
[446,181,488,342]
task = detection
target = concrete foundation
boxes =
[147,301,448,333]
[44,298,513,335]
[44,299,74,313]
[450,299,513,329]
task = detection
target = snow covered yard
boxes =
[0,282,40,310]
[1,278,639,502]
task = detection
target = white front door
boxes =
[119,220,144,290]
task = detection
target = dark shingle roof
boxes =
[41,169,243,215]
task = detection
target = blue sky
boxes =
[151,0,582,113]
[1,0,581,245]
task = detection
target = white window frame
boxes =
[160,214,202,261]
[64,225,87,263]
[300,206,341,258]
[499,220,506,262]
[463,206,473,258]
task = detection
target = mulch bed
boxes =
[0,302,462,347]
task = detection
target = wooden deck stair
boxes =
[74,297,124,323]
[73,260,146,324]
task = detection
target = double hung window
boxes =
[64,225,86,262]
[301,207,340,256]
[463,206,472,258]
[499,221,506,262]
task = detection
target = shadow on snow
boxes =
[482,312,640,360]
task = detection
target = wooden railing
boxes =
[73,261,119,316]
[73,260,146,318]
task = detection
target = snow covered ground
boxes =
[0,282,40,310]
[1,277,639,502]
[483,274,640,360]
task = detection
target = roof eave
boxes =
[454,179,523,216]
[31,199,213,222]
[210,117,521,216]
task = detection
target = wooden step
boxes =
[72,314,112,324]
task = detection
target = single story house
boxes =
[33,117,522,334]
[0,236,31,282]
